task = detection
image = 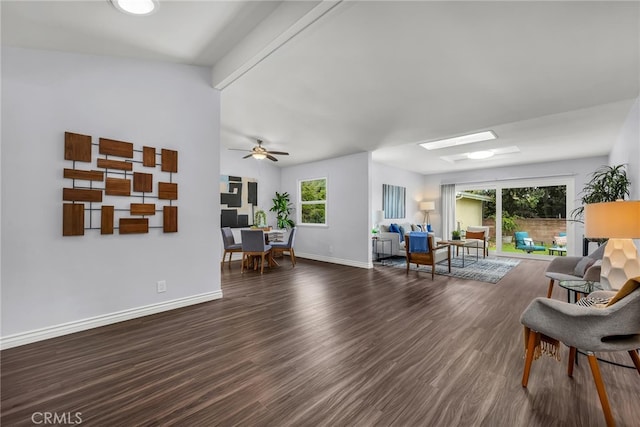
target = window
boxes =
[299,178,327,225]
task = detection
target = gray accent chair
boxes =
[520,285,640,427]
[221,227,242,268]
[271,227,297,267]
[545,244,606,298]
[240,229,272,274]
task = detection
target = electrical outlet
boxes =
[157,280,167,293]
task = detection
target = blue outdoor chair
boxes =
[514,231,546,253]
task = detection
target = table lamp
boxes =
[584,200,640,290]
[374,210,384,232]
[419,201,435,231]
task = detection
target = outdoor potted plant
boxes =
[270,191,295,229]
[502,213,518,244]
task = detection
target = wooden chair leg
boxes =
[431,261,435,280]
[567,346,577,377]
[290,249,296,267]
[629,350,640,375]
[260,254,265,274]
[241,254,246,273]
[522,328,538,387]
[587,354,615,427]
[546,279,555,299]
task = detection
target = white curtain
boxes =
[441,184,456,240]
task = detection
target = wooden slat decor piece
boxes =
[163,206,178,233]
[158,182,178,200]
[143,146,156,167]
[63,204,85,236]
[130,203,156,216]
[97,158,133,171]
[133,172,153,193]
[63,188,103,203]
[99,138,134,158]
[101,206,114,234]
[64,132,92,162]
[63,168,104,181]
[105,178,131,196]
[119,218,149,234]
[161,149,178,173]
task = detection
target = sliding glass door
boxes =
[456,177,573,257]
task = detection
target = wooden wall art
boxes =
[62,131,178,236]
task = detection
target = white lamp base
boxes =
[600,238,640,290]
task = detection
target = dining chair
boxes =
[271,227,297,267]
[240,229,272,274]
[221,227,242,268]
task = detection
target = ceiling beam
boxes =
[212,0,342,90]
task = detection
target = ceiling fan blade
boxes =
[266,154,278,162]
[267,151,289,155]
[229,148,251,152]
[242,154,253,159]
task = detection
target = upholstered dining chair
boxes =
[270,227,297,267]
[520,279,640,427]
[405,232,451,280]
[221,227,243,268]
[240,229,272,274]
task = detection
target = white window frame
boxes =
[298,177,328,226]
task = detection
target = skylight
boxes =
[419,130,497,151]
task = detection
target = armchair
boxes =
[514,231,546,253]
[520,279,640,427]
[405,232,451,280]
[545,244,606,298]
[465,226,490,257]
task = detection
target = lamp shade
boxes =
[420,201,435,211]
[584,201,640,238]
[374,210,384,223]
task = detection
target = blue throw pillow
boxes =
[389,223,399,233]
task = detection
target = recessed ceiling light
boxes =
[440,146,520,163]
[110,0,158,16]
[467,150,495,160]
[419,130,497,150]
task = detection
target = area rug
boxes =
[384,256,520,284]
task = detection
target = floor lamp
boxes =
[420,201,435,232]
[585,200,640,290]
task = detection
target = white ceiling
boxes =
[3,1,639,175]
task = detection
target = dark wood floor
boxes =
[2,257,639,426]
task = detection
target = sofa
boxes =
[377,222,448,264]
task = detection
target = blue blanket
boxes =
[408,232,429,253]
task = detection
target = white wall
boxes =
[424,156,608,254]
[1,47,221,347]
[372,162,428,227]
[280,152,370,268]
[609,97,640,199]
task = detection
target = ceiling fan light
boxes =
[252,153,267,160]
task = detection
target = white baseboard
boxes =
[296,252,371,269]
[0,291,222,350]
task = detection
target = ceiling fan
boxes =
[230,139,289,162]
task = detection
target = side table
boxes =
[372,237,392,265]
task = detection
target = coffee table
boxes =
[443,239,480,267]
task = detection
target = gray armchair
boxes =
[520,281,640,427]
[544,244,606,298]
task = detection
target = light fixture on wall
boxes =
[110,0,158,16]
[420,201,435,231]
[585,200,640,289]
